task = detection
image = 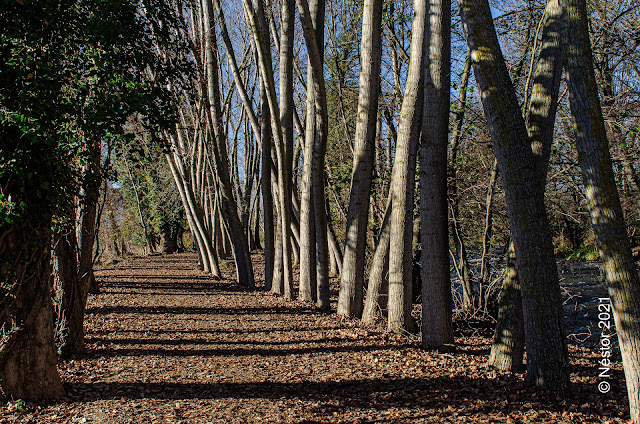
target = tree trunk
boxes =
[563,0,640,419]
[278,0,295,300]
[488,0,564,373]
[420,0,453,349]
[338,0,384,318]
[362,196,391,324]
[59,146,100,358]
[487,241,525,371]
[0,221,64,401]
[387,0,427,334]
[260,80,275,291]
[460,0,569,393]
[161,223,178,254]
[202,0,255,288]
[296,0,330,310]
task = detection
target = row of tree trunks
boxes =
[202,0,254,288]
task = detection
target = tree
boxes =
[0,0,174,400]
[338,0,384,318]
[296,0,331,310]
[420,0,453,349]
[387,0,428,334]
[488,0,564,372]
[459,0,570,393]
[562,0,640,419]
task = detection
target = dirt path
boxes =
[2,253,630,423]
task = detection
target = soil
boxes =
[1,253,631,423]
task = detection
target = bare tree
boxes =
[420,0,453,348]
[459,0,570,394]
[563,0,640,419]
[338,0,384,318]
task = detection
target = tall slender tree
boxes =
[338,0,384,318]
[420,0,453,349]
[387,0,428,334]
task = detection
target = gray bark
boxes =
[338,0,384,318]
[420,0,453,348]
[387,0,428,334]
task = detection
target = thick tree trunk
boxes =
[420,0,453,349]
[55,210,80,358]
[57,147,101,358]
[488,0,564,372]
[460,0,569,393]
[260,81,275,291]
[0,221,64,400]
[338,0,384,318]
[488,241,525,371]
[298,95,317,303]
[278,0,295,300]
[563,0,640,419]
[387,0,427,334]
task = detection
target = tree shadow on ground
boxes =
[85,305,318,316]
[62,376,627,419]
[83,342,406,359]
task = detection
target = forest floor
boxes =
[1,253,632,423]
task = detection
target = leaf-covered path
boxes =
[3,253,630,423]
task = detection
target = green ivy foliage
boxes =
[0,0,180,295]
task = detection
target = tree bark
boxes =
[362,195,391,324]
[460,0,569,393]
[338,0,384,318]
[420,0,453,349]
[296,0,330,310]
[487,240,525,371]
[563,0,640,419]
[488,0,564,373]
[278,0,295,300]
[387,0,427,334]
[0,221,64,400]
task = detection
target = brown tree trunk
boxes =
[362,196,391,324]
[60,146,100,358]
[0,221,64,401]
[563,0,640,419]
[296,0,330,310]
[487,241,525,371]
[460,0,569,393]
[488,0,564,373]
